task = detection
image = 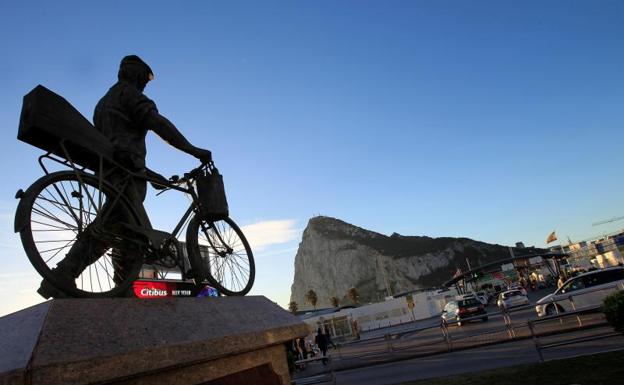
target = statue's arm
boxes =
[144,110,211,162]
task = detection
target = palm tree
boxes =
[288,301,298,314]
[305,289,318,309]
[330,296,340,308]
[347,287,359,305]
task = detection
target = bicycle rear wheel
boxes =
[186,216,255,296]
[16,170,145,297]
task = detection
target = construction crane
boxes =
[592,215,624,227]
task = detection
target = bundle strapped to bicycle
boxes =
[195,162,229,221]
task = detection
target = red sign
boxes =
[132,280,218,299]
[133,281,175,298]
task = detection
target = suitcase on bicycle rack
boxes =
[18,85,115,171]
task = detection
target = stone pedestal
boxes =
[0,296,308,385]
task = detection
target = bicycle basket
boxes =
[196,165,229,221]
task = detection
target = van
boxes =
[535,266,624,317]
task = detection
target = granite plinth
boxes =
[0,296,308,385]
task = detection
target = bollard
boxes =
[328,354,336,385]
[527,321,544,362]
[384,333,393,353]
[568,295,582,327]
[440,322,452,352]
[502,309,516,339]
[551,297,564,326]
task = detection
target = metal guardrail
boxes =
[527,305,618,362]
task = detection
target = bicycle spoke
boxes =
[44,239,75,263]
[32,228,74,232]
[69,181,101,228]
[35,238,77,243]
[40,242,76,255]
[229,260,235,289]
[32,200,82,232]
[226,261,240,287]
[31,219,77,232]
[228,254,250,273]
[41,188,79,223]
[56,180,81,224]
[82,183,103,226]
[98,253,114,283]
[94,259,112,283]
[32,202,77,231]
[89,264,93,292]
[227,259,243,290]
[85,185,94,227]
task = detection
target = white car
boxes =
[508,284,527,296]
[497,290,529,309]
[535,267,624,317]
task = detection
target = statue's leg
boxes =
[111,174,151,285]
[36,200,118,298]
[37,168,129,297]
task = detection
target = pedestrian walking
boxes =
[315,327,329,365]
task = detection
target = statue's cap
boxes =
[120,55,153,76]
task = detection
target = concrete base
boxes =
[0,296,308,385]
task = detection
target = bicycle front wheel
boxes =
[186,216,255,296]
[16,170,145,297]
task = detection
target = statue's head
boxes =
[118,55,154,92]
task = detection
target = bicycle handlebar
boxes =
[171,161,217,186]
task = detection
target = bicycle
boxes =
[14,145,255,298]
[14,84,255,298]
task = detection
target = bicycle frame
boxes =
[37,140,204,246]
[24,139,254,295]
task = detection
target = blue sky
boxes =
[1,1,623,315]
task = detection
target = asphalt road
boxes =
[295,327,624,385]
[334,327,624,385]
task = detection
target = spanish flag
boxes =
[546,231,557,244]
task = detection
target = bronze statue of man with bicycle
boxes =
[15,55,254,299]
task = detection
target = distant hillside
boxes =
[290,216,542,309]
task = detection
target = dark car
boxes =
[441,297,488,326]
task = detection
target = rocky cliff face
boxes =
[290,216,540,310]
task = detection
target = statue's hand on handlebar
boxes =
[192,147,212,164]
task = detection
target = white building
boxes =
[300,288,458,341]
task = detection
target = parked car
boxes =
[497,289,529,310]
[456,293,488,306]
[535,267,624,317]
[442,297,488,326]
[508,283,527,296]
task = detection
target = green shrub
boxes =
[602,290,624,332]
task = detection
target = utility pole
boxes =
[377,255,392,297]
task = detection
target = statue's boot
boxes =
[37,273,74,299]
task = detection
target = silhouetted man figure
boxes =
[38,55,211,298]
